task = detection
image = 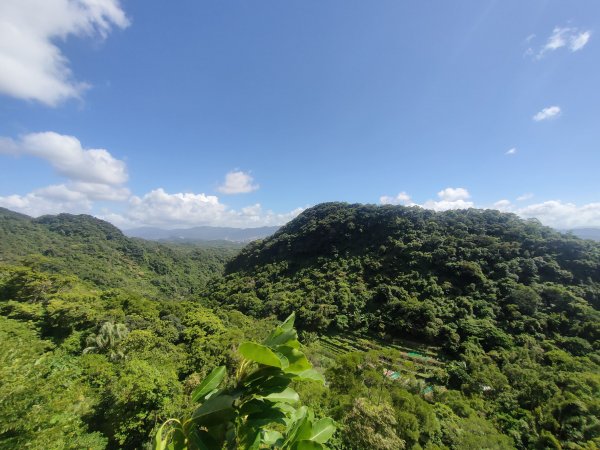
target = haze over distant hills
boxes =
[123,223,600,244]
[124,225,280,242]
[568,228,600,241]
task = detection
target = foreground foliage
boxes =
[154,313,335,449]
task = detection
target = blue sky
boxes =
[0,0,599,229]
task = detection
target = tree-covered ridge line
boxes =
[0,207,239,299]
[209,202,600,338]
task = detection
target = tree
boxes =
[343,397,405,450]
[84,322,129,361]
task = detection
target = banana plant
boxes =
[153,313,335,450]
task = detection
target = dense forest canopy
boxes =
[209,202,600,344]
[0,207,238,299]
[1,204,599,449]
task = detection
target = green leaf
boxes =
[280,312,296,331]
[248,372,291,389]
[261,387,300,404]
[248,432,261,450]
[277,346,311,374]
[262,429,284,446]
[264,312,299,348]
[188,429,220,450]
[246,412,287,428]
[191,366,226,402]
[238,428,261,450]
[239,342,289,369]
[239,398,266,416]
[152,420,173,450]
[294,441,326,450]
[281,406,309,447]
[265,328,299,348]
[243,367,282,386]
[308,418,336,443]
[294,369,325,383]
[191,394,235,426]
[153,419,184,450]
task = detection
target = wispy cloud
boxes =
[530,26,592,59]
[570,30,592,51]
[533,106,561,122]
[505,147,517,155]
[517,193,534,201]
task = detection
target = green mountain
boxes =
[0,207,237,299]
[2,204,600,449]
[208,202,600,348]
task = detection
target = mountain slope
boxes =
[207,202,600,348]
[0,208,237,298]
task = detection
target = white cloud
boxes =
[127,189,227,227]
[0,131,128,185]
[0,133,302,228]
[505,147,517,155]
[422,199,474,211]
[380,191,414,206]
[70,182,130,201]
[517,193,534,201]
[0,131,130,217]
[488,197,600,228]
[0,184,92,216]
[535,26,592,59]
[542,27,569,53]
[0,0,129,106]
[533,106,561,122]
[218,170,259,194]
[380,188,600,228]
[437,187,470,202]
[121,188,302,228]
[380,187,474,211]
[493,199,512,211]
[516,200,600,229]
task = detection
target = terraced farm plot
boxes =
[318,333,445,381]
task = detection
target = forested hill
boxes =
[208,202,600,348]
[0,207,237,298]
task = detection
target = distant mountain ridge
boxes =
[568,228,600,241]
[124,225,280,242]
